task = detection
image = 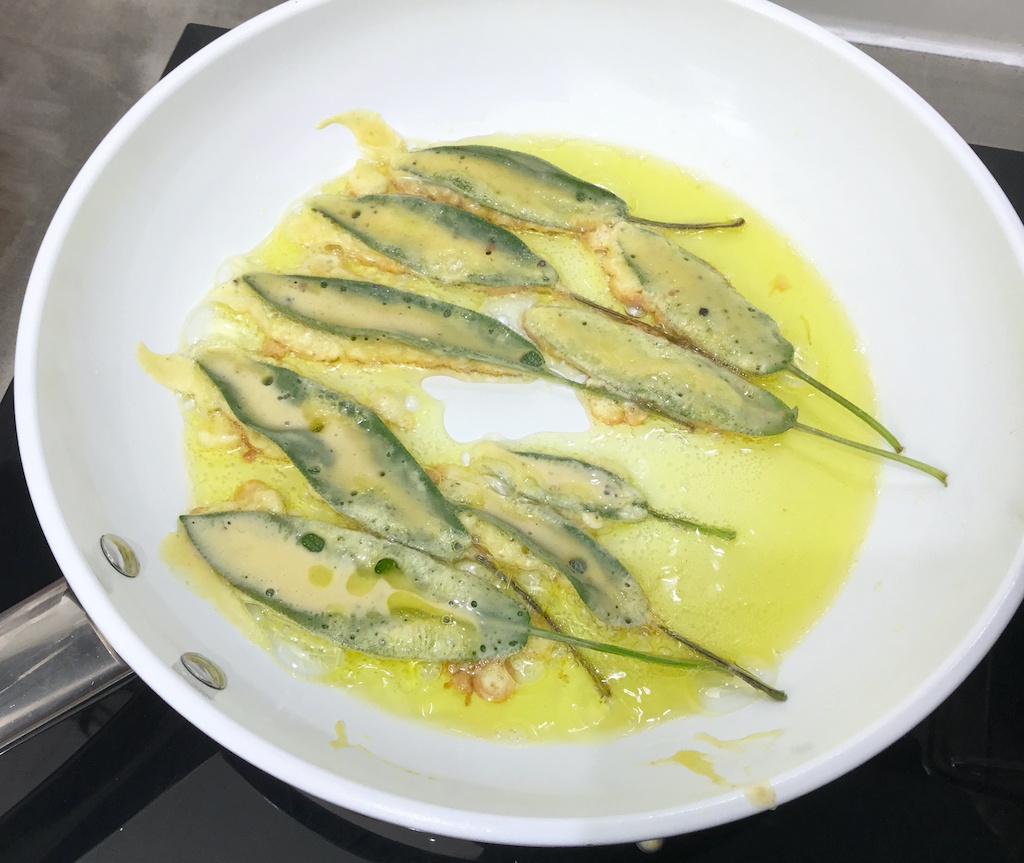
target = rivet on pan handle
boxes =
[0,578,133,755]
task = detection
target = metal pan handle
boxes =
[0,578,133,754]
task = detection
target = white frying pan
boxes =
[9,0,1024,846]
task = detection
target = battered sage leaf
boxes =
[312,194,557,288]
[243,273,545,371]
[609,221,904,451]
[326,110,743,232]
[196,349,470,560]
[613,221,794,375]
[523,303,798,436]
[184,511,722,676]
[396,144,744,232]
[523,304,947,482]
[458,487,652,629]
[448,482,786,700]
[182,511,528,661]
[472,442,735,540]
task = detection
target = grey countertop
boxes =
[2,0,1022,396]
[0,0,279,395]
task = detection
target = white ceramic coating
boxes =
[14,0,1024,846]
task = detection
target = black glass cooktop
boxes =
[1,24,1023,863]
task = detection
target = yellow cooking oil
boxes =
[149,130,878,743]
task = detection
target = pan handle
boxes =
[0,578,134,754]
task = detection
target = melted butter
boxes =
[308,564,334,588]
[330,720,352,749]
[745,782,779,809]
[695,730,783,752]
[157,131,878,743]
[658,750,732,787]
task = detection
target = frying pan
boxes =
[8,0,1024,846]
